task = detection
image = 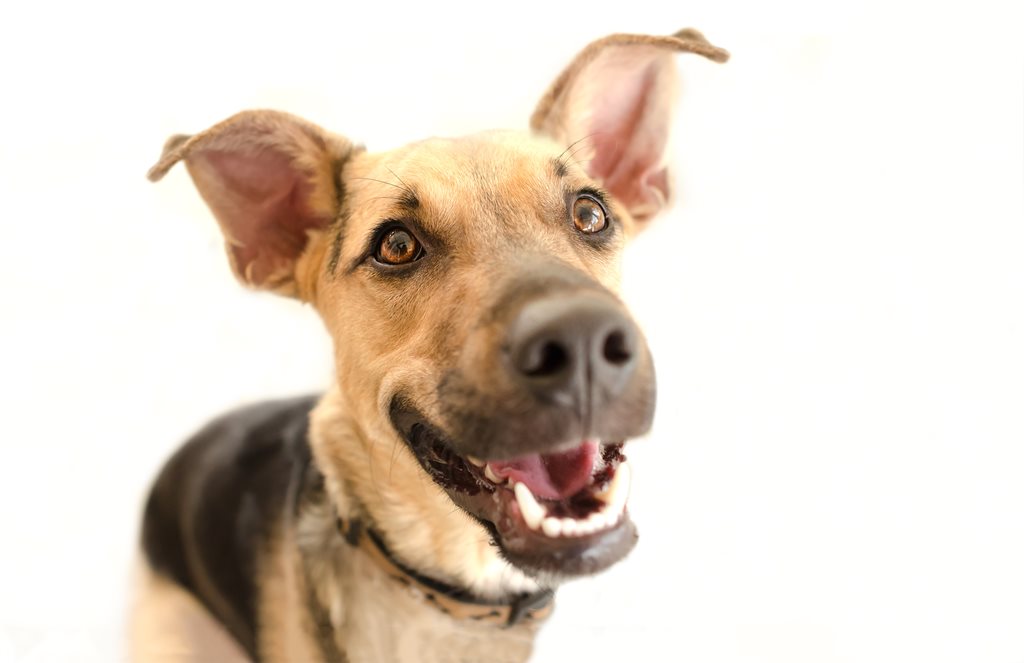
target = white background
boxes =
[1,1,1022,661]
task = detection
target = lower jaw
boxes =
[487,509,638,579]
[416,439,638,580]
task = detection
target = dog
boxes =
[132,28,728,663]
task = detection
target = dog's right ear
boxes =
[531,29,728,228]
[148,110,356,297]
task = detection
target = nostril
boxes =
[602,329,632,366]
[523,340,570,377]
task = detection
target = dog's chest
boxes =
[331,551,540,663]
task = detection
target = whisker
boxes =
[364,194,412,206]
[557,134,594,163]
[566,141,599,165]
[352,176,410,192]
[558,132,603,163]
[385,167,415,197]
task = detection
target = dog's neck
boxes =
[308,386,545,601]
[333,512,555,626]
[289,463,544,663]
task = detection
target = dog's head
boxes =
[150,30,727,589]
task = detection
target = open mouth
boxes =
[393,404,638,578]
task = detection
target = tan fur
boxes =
[130,562,250,663]
[134,28,727,663]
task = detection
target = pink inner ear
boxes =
[202,150,329,286]
[570,51,673,221]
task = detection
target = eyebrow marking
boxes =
[551,157,569,178]
[396,189,419,211]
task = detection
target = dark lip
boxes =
[388,397,639,579]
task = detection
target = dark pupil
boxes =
[385,230,413,261]
[576,201,603,232]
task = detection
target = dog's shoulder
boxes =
[140,394,319,656]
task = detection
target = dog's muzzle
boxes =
[390,277,656,580]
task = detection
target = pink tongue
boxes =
[488,440,599,500]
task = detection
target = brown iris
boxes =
[375,227,422,265]
[572,195,608,234]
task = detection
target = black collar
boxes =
[289,436,554,628]
[335,515,555,627]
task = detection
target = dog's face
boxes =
[317,133,656,577]
[150,30,727,583]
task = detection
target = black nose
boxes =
[507,293,640,410]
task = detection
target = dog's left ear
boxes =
[148,110,356,298]
[531,28,728,227]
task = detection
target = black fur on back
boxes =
[141,395,319,657]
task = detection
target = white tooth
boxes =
[560,518,578,536]
[595,496,624,528]
[598,461,631,514]
[577,521,595,535]
[593,504,614,524]
[514,482,546,530]
[541,517,562,537]
[612,462,631,512]
[466,455,485,467]
[484,464,504,484]
[590,505,620,531]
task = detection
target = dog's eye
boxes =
[572,195,608,234]
[375,227,424,265]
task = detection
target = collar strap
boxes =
[336,516,554,627]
